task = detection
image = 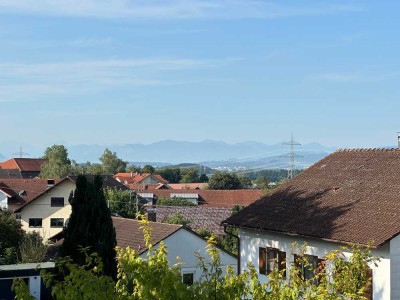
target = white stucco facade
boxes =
[140,228,238,283]
[19,180,75,240]
[239,228,392,300]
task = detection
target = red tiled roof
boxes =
[112,217,182,254]
[0,158,48,172]
[156,206,232,235]
[223,148,400,248]
[148,189,264,208]
[114,173,168,185]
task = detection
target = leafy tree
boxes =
[238,175,252,189]
[254,175,270,190]
[104,189,141,219]
[60,175,117,278]
[157,168,182,183]
[157,197,196,206]
[141,164,155,174]
[199,173,209,183]
[126,164,141,173]
[18,231,48,263]
[207,171,243,190]
[180,168,199,183]
[40,145,72,179]
[99,148,127,175]
[0,210,24,264]
[162,212,192,228]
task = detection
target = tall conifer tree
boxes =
[60,175,117,278]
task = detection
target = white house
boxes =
[222,148,400,300]
[112,217,238,284]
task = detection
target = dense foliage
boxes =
[207,171,243,190]
[99,148,127,174]
[40,144,72,179]
[18,231,48,263]
[14,218,378,300]
[162,211,192,228]
[0,210,24,264]
[156,197,196,206]
[60,175,117,278]
[105,189,141,219]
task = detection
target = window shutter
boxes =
[278,251,286,279]
[364,268,373,300]
[259,247,266,274]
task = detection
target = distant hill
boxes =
[157,163,215,174]
[0,140,337,169]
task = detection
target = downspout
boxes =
[224,225,240,275]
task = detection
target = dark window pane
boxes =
[51,197,64,207]
[29,218,42,227]
[50,218,64,227]
[182,273,194,286]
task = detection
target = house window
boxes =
[29,218,42,228]
[15,213,21,221]
[50,218,64,228]
[259,247,286,278]
[51,197,64,207]
[182,273,194,286]
[294,254,325,282]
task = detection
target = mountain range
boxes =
[0,140,337,170]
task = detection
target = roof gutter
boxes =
[222,223,378,249]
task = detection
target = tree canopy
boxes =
[99,148,127,175]
[207,171,243,190]
[60,175,117,278]
[40,144,72,179]
[0,210,24,264]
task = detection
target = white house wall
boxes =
[140,229,237,282]
[20,181,75,240]
[390,234,400,299]
[239,228,390,300]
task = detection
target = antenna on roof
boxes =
[282,134,302,179]
[12,145,30,158]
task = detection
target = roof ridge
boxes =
[335,148,400,152]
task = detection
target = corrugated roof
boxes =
[223,148,400,248]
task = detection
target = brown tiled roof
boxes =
[0,178,56,208]
[112,217,182,254]
[148,189,263,208]
[0,158,48,172]
[0,169,22,179]
[156,206,232,235]
[222,149,400,248]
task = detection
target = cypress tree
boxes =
[60,175,117,278]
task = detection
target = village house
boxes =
[13,175,128,240]
[222,148,400,300]
[0,158,48,179]
[112,217,237,283]
[113,172,169,190]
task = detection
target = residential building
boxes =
[14,175,128,240]
[0,178,54,211]
[222,148,400,299]
[0,158,48,179]
[112,217,237,283]
[114,172,169,190]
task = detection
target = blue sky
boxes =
[1,0,399,148]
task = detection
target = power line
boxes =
[12,145,30,158]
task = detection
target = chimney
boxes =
[147,209,156,222]
[398,132,400,148]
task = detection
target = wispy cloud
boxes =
[68,37,114,47]
[0,57,238,101]
[309,70,400,83]
[0,0,362,20]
